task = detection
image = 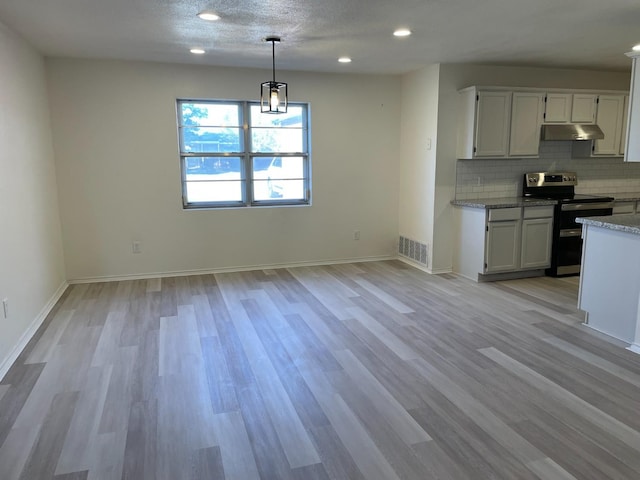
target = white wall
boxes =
[432,63,631,271]
[398,65,440,270]
[47,59,401,280]
[0,22,66,376]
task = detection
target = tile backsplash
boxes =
[455,141,640,200]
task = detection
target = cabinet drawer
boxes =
[488,207,521,221]
[523,205,555,219]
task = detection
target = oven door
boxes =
[552,201,614,276]
[555,228,584,275]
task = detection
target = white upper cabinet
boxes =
[475,91,512,157]
[593,95,625,156]
[544,93,572,123]
[458,86,628,160]
[457,88,511,159]
[571,94,598,123]
[509,92,545,157]
[545,93,597,123]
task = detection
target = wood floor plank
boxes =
[333,349,431,445]
[13,326,100,430]
[18,390,79,480]
[345,306,420,360]
[526,458,578,480]
[0,384,8,402]
[211,411,260,480]
[0,362,45,449]
[200,335,239,414]
[542,335,640,388]
[145,277,161,293]
[25,309,75,365]
[299,366,402,480]
[306,424,366,480]
[121,399,157,480]
[480,346,640,451]
[217,279,321,469]
[0,425,41,480]
[191,446,225,480]
[3,261,640,479]
[352,276,415,314]
[53,471,89,480]
[56,365,113,475]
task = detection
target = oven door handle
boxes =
[561,201,614,211]
[559,229,582,238]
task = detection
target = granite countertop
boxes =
[451,197,557,209]
[577,214,640,235]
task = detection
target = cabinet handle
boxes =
[559,229,582,237]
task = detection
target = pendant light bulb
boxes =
[270,88,280,110]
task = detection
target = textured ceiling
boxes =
[0,0,639,74]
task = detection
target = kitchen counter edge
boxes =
[451,197,557,209]
[577,214,640,236]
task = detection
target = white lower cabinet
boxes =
[521,217,553,269]
[454,205,554,281]
[485,208,521,273]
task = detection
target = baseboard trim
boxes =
[397,256,452,275]
[0,280,69,382]
[67,255,397,284]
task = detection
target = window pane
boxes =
[252,157,306,200]
[181,103,240,127]
[250,105,304,127]
[181,127,242,153]
[251,128,304,152]
[184,157,243,203]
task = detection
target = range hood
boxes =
[541,124,605,141]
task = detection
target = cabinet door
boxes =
[485,220,520,273]
[509,92,545,156]
[593,95,625,156]
[571,94,597,123]
[520,218,553,269]
[475,91,512,157]
[620,95,629,156]
[545,93,572,123]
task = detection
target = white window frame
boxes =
[177,99,311,209]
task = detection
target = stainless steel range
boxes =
[523,172,614,277]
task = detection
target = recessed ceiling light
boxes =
[197,10,220,21]
[190,48,206,55]
[338,57,352,63]
[393,28,412,37]
[633,44,640,52]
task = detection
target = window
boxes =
[177,100,310,208]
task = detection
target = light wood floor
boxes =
[1,261,640,480]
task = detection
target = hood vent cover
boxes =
[541,124,605,141]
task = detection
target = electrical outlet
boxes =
[132,241,142,254]
[353,230,360,240]
[2,299,8,319]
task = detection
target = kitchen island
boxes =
[577,214,640,353]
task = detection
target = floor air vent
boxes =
[398,236,428,265]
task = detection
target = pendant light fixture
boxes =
[261,36,288,114]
